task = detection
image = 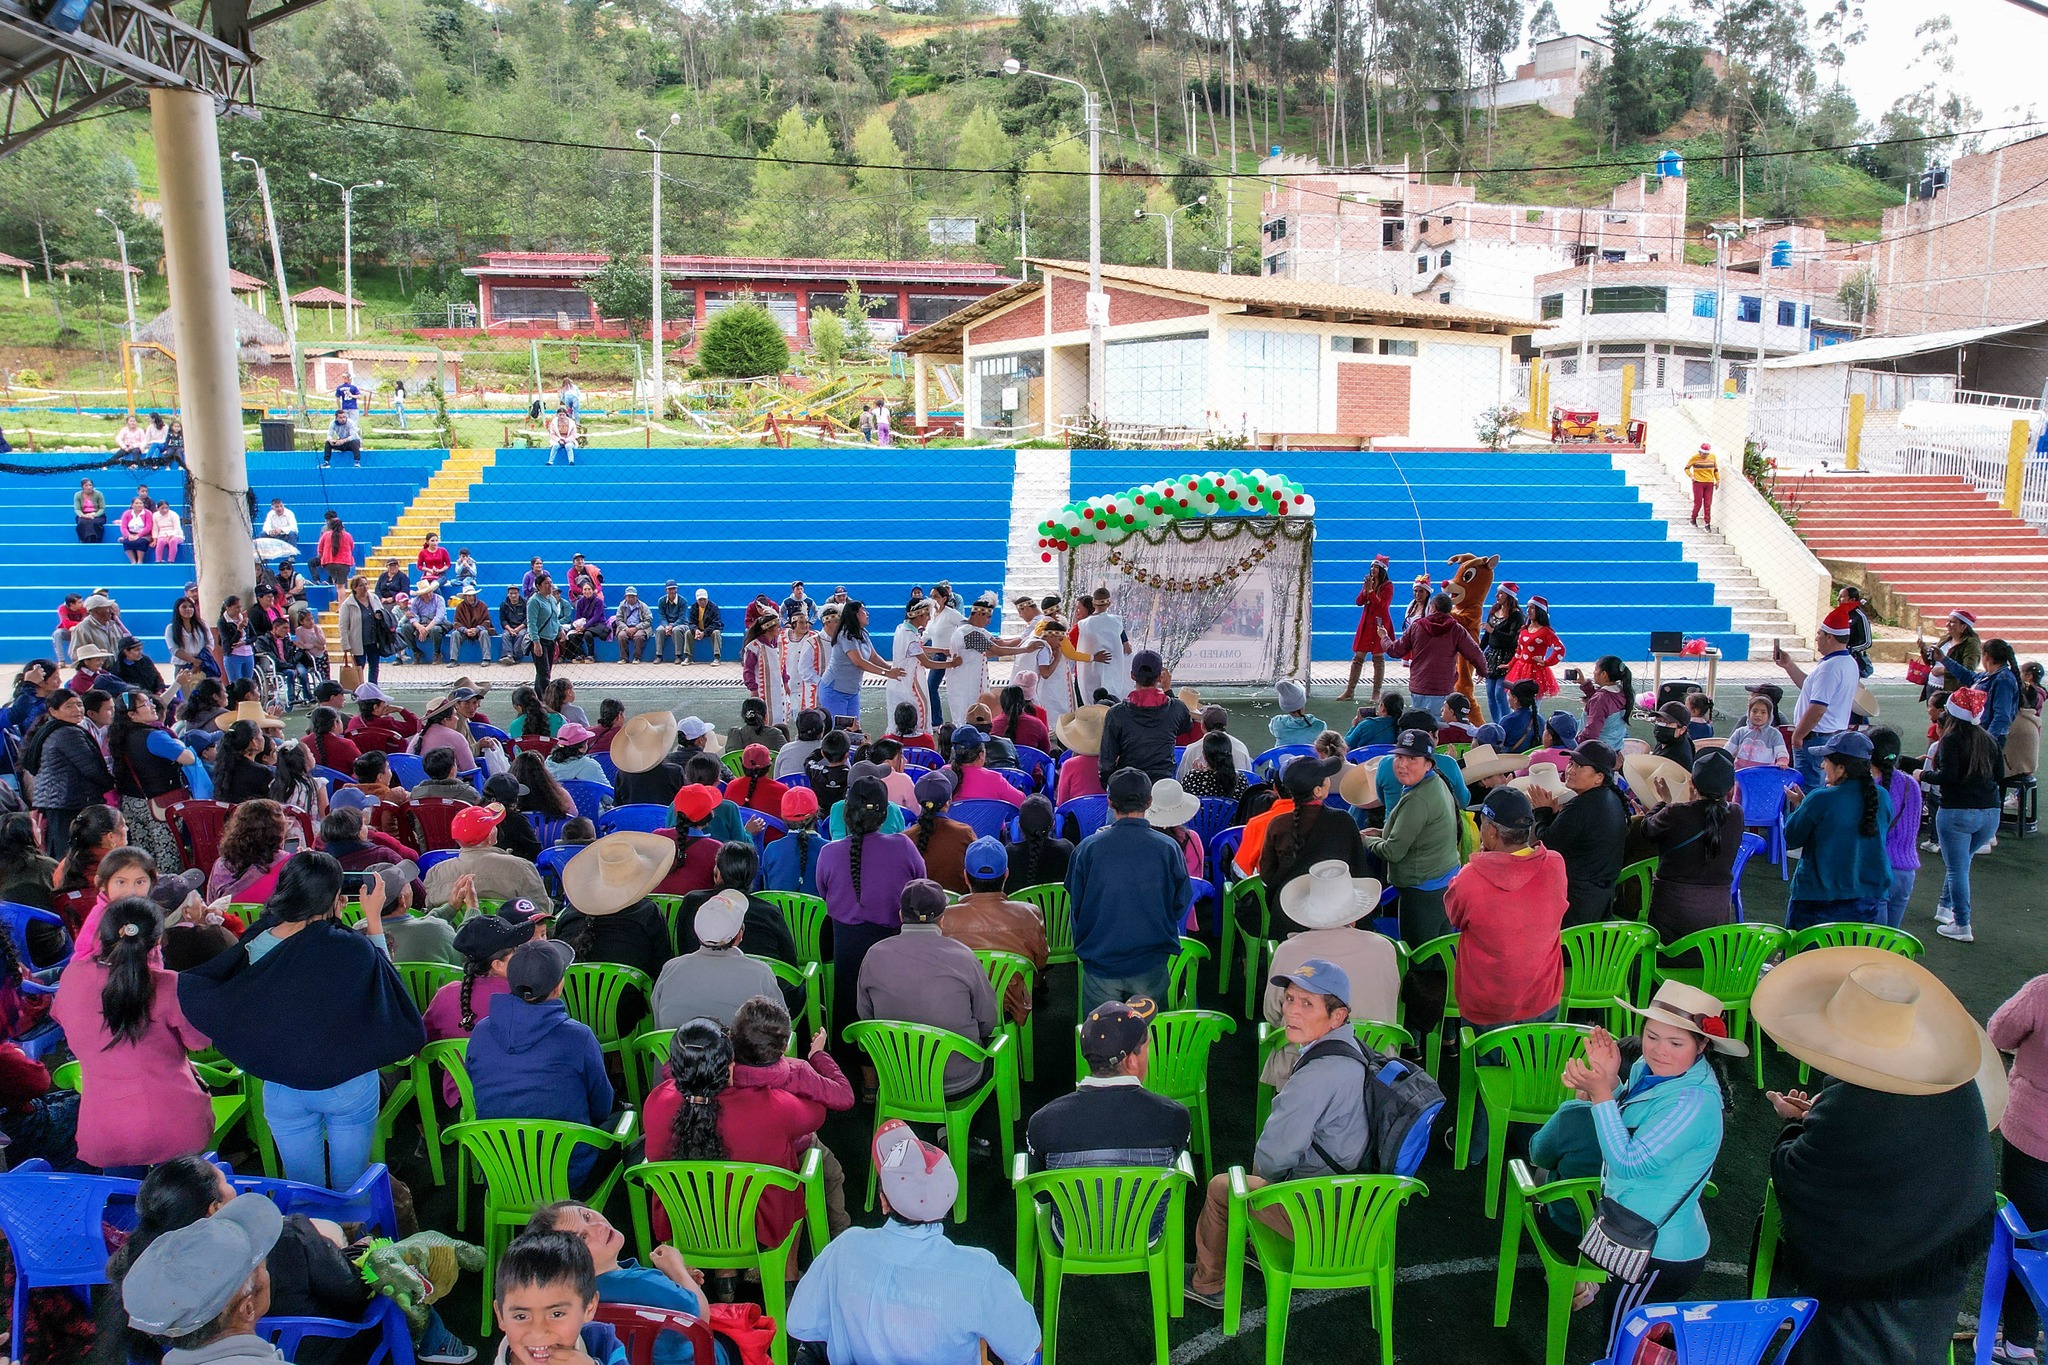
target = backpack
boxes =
[1296,1035,1446,1178]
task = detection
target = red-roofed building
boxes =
[460,251,1013,345]
[0,252,30,298]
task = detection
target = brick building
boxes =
[1878,132,2048,335]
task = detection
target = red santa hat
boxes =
[1948,608,1978,629]
[1372,554,1390,568]
[1698,441,1713,454]
[1528,595,1550,612]
[1947,687,1989,724]
[1498,582,1521,597]
[1820,603,1856,636]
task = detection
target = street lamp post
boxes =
[1004,59,1104,423]
[308,172,385,338]
[636,113,683,420]
[1133,194,1207,271]
[1706,223,1742,394]
[233,153,306,422]
[94,208,137,341]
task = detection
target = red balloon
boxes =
[1123,514,1134,525]
[1205,494,1216,503]
[1178,499,1189,508]
[1294,494,1305,504]
[1041,552,1053,563]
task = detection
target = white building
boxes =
[1445,34,1613,118]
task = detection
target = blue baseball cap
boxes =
[1270,957,1352,1008]
[1820,730,1873,761]
[964,836,1008,880]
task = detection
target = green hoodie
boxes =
[1362,769,1459,888]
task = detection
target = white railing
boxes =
[1953,387,2042,411]
[1857,409,2048,530]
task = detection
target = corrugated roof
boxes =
[466,251,1011,285]
[290,286,362,307]
[1759,319,2048,369]
[226,268,269,292]
[0,253,32,272]
[897,258,1538,353]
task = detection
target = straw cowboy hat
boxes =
[1753,946,2008,1125]
[561,832,676,918]
[1054,704,1107,757]
[1336,759,1380,808]
[1460,744,1532,784]
[1176,686,1203,714]
[1506,762,1572,805]
[1853,684,1881,720]
[610,711,679,775]
[1278,860,1384,930]
[1617,980,1750,1057]
[1622,752,1694,805]
[229,700,287,733]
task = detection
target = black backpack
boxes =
[1296,1035,1447,1178]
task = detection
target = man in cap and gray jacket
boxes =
[122,1194,289,1364]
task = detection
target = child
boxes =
[293,607,331,680]
[760,787,824,894]
[883,701,936,753]
[492,1230,628,1365]
[1269,680,1323,747]
[1500,680,1542,752]
[1685,693,1715,740]
[1870,727,1922,931]
[1728,694,1790,769]
[1344,690,1404,750]
[559,816,598,847]
[524,1202,715,1365]
[1438,694,1477,745]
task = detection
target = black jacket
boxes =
[1027,1080,1191,1172]
[555,898,670,983]
[30,722,113,811]
[1097,694,1192,784]
[1531,781,1630,926]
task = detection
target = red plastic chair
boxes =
[594,1303,718,1365]
[51,887,96,936]
[410,797,469,852]
[176,798,235,873]
[514,735,555,757]
[282,804,319,849]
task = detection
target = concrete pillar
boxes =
[151,88,254,620]
[913,351,930,427]
[1844,392,1866,470]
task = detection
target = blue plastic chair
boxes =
[749,811,789,851]
[1252,744,1317,781]
[600,803,673,835]
[1728,831,1766,922]
[1208,826,1247,885]
[471,722,512,744]
[1012,745,1054,791]
[526,811,569,846]
[16,977,62,1061]
[1596,1296,1816,1365]
[0,899,64,964]
[383,753,428,789]
[259,1295,416,1365]
[1054,795,1111,842]
[1189,796,1240,847]
[313,764,356,791]
[0,1164,141,1362]
[593,751,619,782]
[416,849,458,875]
[1735,768,1803,880]
[1976,1202,2048,1365]
[993,767,1033,793]
[781,773,813,790]
[1348,744,1395,764]
[536,845,579,895]
[226,1162,400,1237]
[904,746,944,769]
[954,798,1020,839]
[560,779,611,820]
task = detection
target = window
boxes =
[1737,295,1761,322]
[1601,249,1626,263]
[1683,358,1714,388]
[492,288,593,324]
[1598,344,1645,354]
[1554,356,1579,376]
[1540,293,1564,320]
[908,294,972,328]
[1439,250,1452,268]
[1379,338,1418,356]
[1226,328,1321,434]
[1776,299,1797,327]
[1105,333,1207,428]
[704,290,799,334]
[1441,215,1452,225]
[1265,252,1288,276]
[1332,336,1359,352]
[1439,291,1452,304]
[1692,290,1716,318]
[1588,285,1666,314]
[1801,304,1812,327]
[807,291,848,316]
[971,351,1043,430]
[1263,218,1288,242]
[1381,221,1403,247]
[1416,255,1430,275]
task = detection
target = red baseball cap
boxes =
[779,787,820,820]
[673,784,721,824]
[451,803,506,846]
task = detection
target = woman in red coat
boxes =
[1505,595,1566,698]
[1342,555,1397,701]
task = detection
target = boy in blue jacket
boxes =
[493,1231,628,1365]
[467,939,615,1191]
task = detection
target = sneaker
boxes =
[1936,922,1974,942]
[1935,905,1955,925]
[1995,1339,2039,1364]
[1980,838,1998,855]
[1184,1272,1225,1311]
[1921,839,1941,854]
[419,1344,477,1364]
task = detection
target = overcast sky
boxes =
[1537,0,2039,134]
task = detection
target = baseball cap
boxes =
[507,938,575,1002]
[1545,711,1581,746]
[124,1194,283,1337]
[914,771,956,807]
[353,682,392,704]
[742,743,773,771]
[1390,728,1435,759]
[1270,957,1353,1008]
[364,859,421,904]
[328,787,382,812]
[673,784,722,824]
[1570,740,1617,775]
[1105,766,1153,810]
[694,889,747,947]
[678,716,714,741]
[1820,730,1874,760]
[779,787,820,820]
[450,804,505,846]
[872,1118,958,1222]
[556,722,597,746]
[949,726,986,752]
[899,878,948,921]
[963,836,1008,880]
[1080,997,1157,1068]
[453,912,538,961]
[1480,786,1536,830]
[1130,649,1163,685]
[1280,753,1343,799]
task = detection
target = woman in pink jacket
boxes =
[51,896,214,1168]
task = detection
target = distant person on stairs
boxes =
[321,409,361,468]
[546,405,578,467]
[1685,442,1718,529]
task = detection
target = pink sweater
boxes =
[1990,973,2048,1161]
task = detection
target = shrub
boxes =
[697,304,790,379]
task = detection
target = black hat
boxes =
[1080,997,1157,1067]
[507,939,574,1002]
[1397,709,1439,733]
[1106,766,1154,810]
[1480,786,1535,830]
[1390,728,1435,759]
[453,912,538,962]
[1280,753,1343,799]
[1690,749,1737,798]
[1130,650,1164,685]
[899,878,948,922]
[1571,740,1617,775]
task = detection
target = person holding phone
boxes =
[1774,604,1863,791]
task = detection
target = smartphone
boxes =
[339,871,380,895]
[1563,667,1582,683]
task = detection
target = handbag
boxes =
[339,662,365,691]
[1578,1165,1713,1283]
[1906,657,1931,685]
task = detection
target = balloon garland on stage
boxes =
[1035,468,1317,562]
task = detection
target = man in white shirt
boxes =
[923,583,965,723]
[942,594,1034,726]
[1775,602,1862,791]
[1177,705,1253,779]
[262,499,299,545]
[1075,588,1130,705]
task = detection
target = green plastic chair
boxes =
[1252,1020,1415,1131]
[1655,923,1787,1087]
[974,949,1038,1089]
[1167,936,1209,1012]
[408,1038,476,1205]
[625,1154,827,1365]
[445,1115,638,1332]
[397,960,461,1015]
[1012,1153,1194,1365]
[765,958,824,1043]
[1752,1180,1781,1299]
[758,892,833,1020]
[1013,884,1074,968]
[1221,875,1271,1018]
[844,1019,1015,1222]
[1455,1023,1591,1218]
[1222,1170,1428,1365]
[1402,933,1461,1080]
[1786,923,1924,958]
[721,751,747,779]
[648,893,689,952]
[1064,1009,1236,1180]
[1612,858,1656,921]
[1560,922,1659,1032]
[1495,1159,1608,1365]
[560,961,654,1063]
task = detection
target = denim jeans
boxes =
[224,653,253,684]
[1081,963,1172,1016]
[1879,865,1916,930]
[264,1071,381,1190]
[1411,694,1452,721]
[548,439,574,464]
[1785,896,1883,932]
[1794,735,1833,794]
[1485,676,1512,727]
[1935,805,2000,928]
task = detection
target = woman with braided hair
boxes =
[724,743,789,818]
[1002,794,1072,892]
[1781,730,1894,932]
[761,787,824,894]
[817,777,922,1035]
[421,911,539,1103]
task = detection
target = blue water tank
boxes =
[1770,240,1793,268]
[1270,146,1283,157]
[1656,149,1683,178]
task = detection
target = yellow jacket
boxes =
[1685,452,1719,485]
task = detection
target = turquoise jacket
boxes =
[528,591,566,642]
[1531,1055,1722,1262]
[1784,780,1893,903]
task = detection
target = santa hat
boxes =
[1947,687,1989,724]
[1820,603,1855,637]
[1697,442,1713,455]
[1948,608,1978,629]
[1372,553,1390,569]
[1412,572,1431,588]
[1528,595,1550,612]
[1498,582,1521,597]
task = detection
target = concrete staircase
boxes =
[1001,448,1072,610]
[1613,447,1810,661]
[322,447,498,650]
[1780,473,2048,651]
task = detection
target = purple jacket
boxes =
[1387,612,1488,696]
[570,593,609,631]
[1884,769,1923,871]
[816,831,926,927]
